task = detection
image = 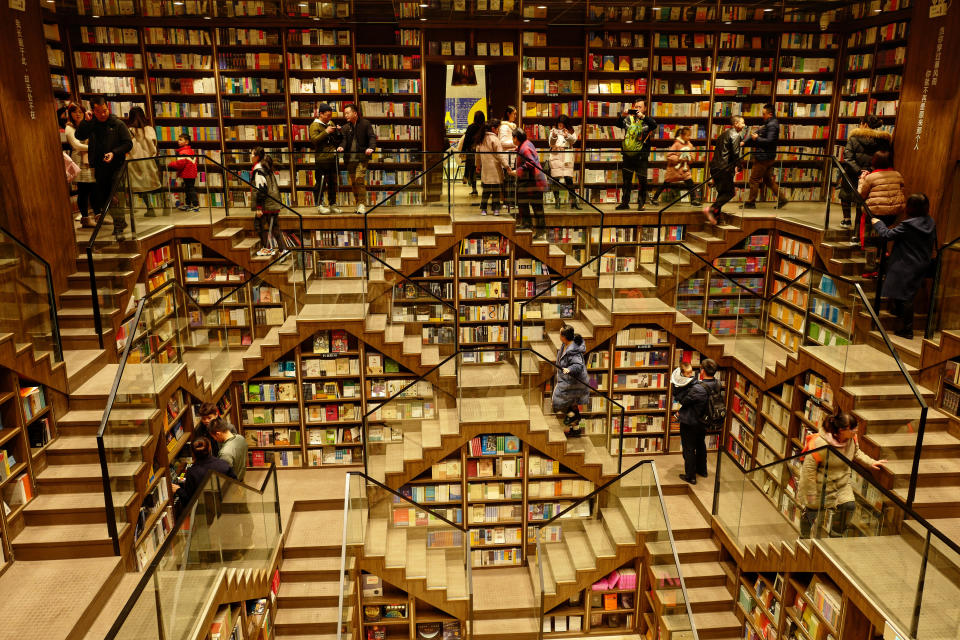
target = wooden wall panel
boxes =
[893,0,960,239]
[0,3,77,295]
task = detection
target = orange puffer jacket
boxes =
[859,168,905,218]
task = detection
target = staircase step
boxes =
[473,617,539,639]
[277,580,347,607]
[274,607,343,635]
[23,490,136,525]
[563,529,597,571]
[841,383,936,401]
[47,433,151,453]
[426,548,446,589]
[663,611,741,638]
[11,522,127,559]
[886,457,960,484]
[647,537,721,563]
[656,586,733,612]
[651,561,726,588]
[385,527,407,569]
[866,431,960,453]
[214,226,245,239]
[581,520,616,558]
[544,542,576,583]
[37,461,142,481]
[852,407,950,427]
[365,517,388,557]
[406,535,426,579]
[600,507,635,546]
[281,556,354,581]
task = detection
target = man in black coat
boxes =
[75,96,133,235]
[706,116,746,224]
[744,103,788,210]
[615,99,657,211]
[337,103,378,215]
[673,358,723,484]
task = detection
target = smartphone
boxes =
[627,109,639,116]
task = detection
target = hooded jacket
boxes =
[858,168,905,218]
[551,337,591,411]
[844,127,893,174]
[673,377,722,430]
[874,215,938,301]
[74,113,133,171]
[798,429,877,509]
[476,131,510,185]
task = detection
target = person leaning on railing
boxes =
[797,411,886,539]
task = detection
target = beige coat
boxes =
[547,127,578,178]
[798,430,878,509]
[665,139,694,182]
[65,123,94,183]
[858,168,905,218]
[127,127,162,193]
[476,132,510,185]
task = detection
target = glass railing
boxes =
[339,471,471,640]
[98,278,233,554]
[104,464,281,640]
[713,444,960,639]
[532,459,698,640]
[925,234,960,340]
[0,225,63,362]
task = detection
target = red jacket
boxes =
[168,145,198,179]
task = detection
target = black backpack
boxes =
[698,380,725,430]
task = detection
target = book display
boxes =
[939,359,960,420]
[520,27,584,159]
[541,565,640,636]
[768,234,813,352]
[358,573,465,640]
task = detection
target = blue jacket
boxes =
[674,378,722,430]
[551,338,591,411]
[745,117,780,162]
[874,216,937,301]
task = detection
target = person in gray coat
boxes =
[552,326,590,438]
[872,193,938,339]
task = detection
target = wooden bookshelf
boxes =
[543,564,640,636]
[768,233,814,353]
[358,573,465,640]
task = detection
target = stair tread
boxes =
[647,537,720,556]
[59,408,160,424]
[853,407,950,421]
[664,610,740,631]
[213,227,244,238]
[473,618,539,634]
[658,585,733,604]
[841,383,936,398]
[385,527,406,568]
[13,522,117,545]
[279,581,346,598]
[600,507,634,545]
[235,237,260,249]
[406,535,426,578]
[884,457,960,475]
[544,543,575,582]
[662,494,710,531]
[47,433,151,452]
[25,490,136,512]
[896,485,960,506]
[282,556,354,573]
[651,561,724,579]
[365,518,388,556]
[866,431,958,448]
[563,529,597,571]
[274,607,341,624]
[581,520,615,557]
[37,461,142,480]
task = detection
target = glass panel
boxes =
[0,229,61,361]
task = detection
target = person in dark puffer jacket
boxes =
[841,114,892,230]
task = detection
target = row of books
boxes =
[243,406,300,425]
[244,427,302,446]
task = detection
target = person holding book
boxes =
[194,402,235,457]
[743,103,788,210]
[210,419,248,482]
[872,193,937,339]
[706,116,746,225]
[615,99,656,211]
[308,102,342,214]
[552,326,590,438]
[336,103,377,214]
[650,127,701,207]
[74,96,134,236]
[508,128,547,232]
[475,119,511,216]
[172,437,235,512]
[547,115,580,209]
[798,411,886,538]
[125,106,162,218]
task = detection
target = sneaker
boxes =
[650,195,659,205]
[744,201,757,209]
[563,414,578,426]
[777,197,789,209]
[840,218,852,228]
[189,206,200,212]
[493,209,500,216]
[564,427,583,438]
[330,205,342,214]
[317,205,331,214]
[177,204,190,211]
[615,203,630,210]
[637,203,645,211]
[256,247,272,257]
[356,204,366,215]
[480,209,487,216]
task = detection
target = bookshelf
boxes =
[728,372,761,469]
[939,359,960,421]
[735,572,784,640]
[542,565,640,636]
[304,330,363,467]
[241,353,304,470]
[70,25,146,116]
[768,233,814,353]
[590,225,684,291]
[45,21,72,111]
[466,434,524,567]
[359,573,465,640]
[456,234,511,350]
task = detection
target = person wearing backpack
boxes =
[673,358,723,484]
[615,100,656,211]
[797,411,886,538]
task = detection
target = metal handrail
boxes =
[104,463,280,640]
[0,225,64,362]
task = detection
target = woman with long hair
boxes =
[251,147,284,256]
[462,110,485,196]
[125,106,163,217]
[64,103,98,227]
[498,106,519,213]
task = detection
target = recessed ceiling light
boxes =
[203,15,211,18]
[763,7,772,11]
[724,20,731,24]
[420,16,426,20]
[874,8,882,10]
[537,4,546,8]
[523,18,530,21]
[419,2,428,5]
[92,14,99,17]
[299,2,307,5]
[625,19,632,22]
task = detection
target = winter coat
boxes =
[309,118,341,165]
[673,377,722,430]
[476,132,510,185]
[74,113,132,172]
[551,338,590,412]
[616,113,657,163]
[711,128,743,174]
[168,145,198,179]
[463,122,484,153]
[340,117,377,164]
[498,121,517,152]
[515,140,547,193]
[859,168,905,218]
[844,127,892,175]
[253,162,282,213]
[665,139,695,182]
[874,215,938,301]
[127,127,162,193]
[548,127,578,178]
[744,117,780,162]
[174,455,235,507]
[65,123,94,183]
[798,430,877,509]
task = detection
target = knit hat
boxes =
[316,102,332,113]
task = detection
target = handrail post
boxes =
[925,252,943,340]
[97,437,121,555]
[906,405,928,508]
[910,530,931,638]
[45,266,63,362]
[86,245,105,350]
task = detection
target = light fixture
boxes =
[523,18,530,21]
[451,64,477,86]
[203,15,211,18]
[420,16,426,19]
[763,7,772,11]
[299,2,307,5]
[537,4,546,7]
[625,19,632,22]
[874,8,882,10]
[92,14,99,17]
[724,20,731,23]
[419,2,428,6]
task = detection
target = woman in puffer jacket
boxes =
[856,150,904,247]
[797,411,886,539]
[551,326,591,438]
[651,127,701,206]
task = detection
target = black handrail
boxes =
[104,463,280,640]
[0,225,64,362]
[539,458,650,526]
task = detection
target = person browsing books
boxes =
[672,358,722,484]
[209,419,248,482]
[194,402,235,457]
[171,437,235,513]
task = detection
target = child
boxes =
[671,361,696,392]
[252,147,284,257]
[167,134,199,212]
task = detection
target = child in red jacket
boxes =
[167,134,199,212]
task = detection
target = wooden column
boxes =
[893,0,960,238]
[0,2,77,294]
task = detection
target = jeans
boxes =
[679,424,707,478]
[182,178,199,207]
[255,212,283,250]
[517,188,545,230]
[346,161,367,206]
[552,176,579,207]
[710,168,736,214]
[465,155,477,192]
[621,161,648,206]
[93,164,125,230]
[653,179,699,204]
[314,162,338,206]
[747,158,781,203]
